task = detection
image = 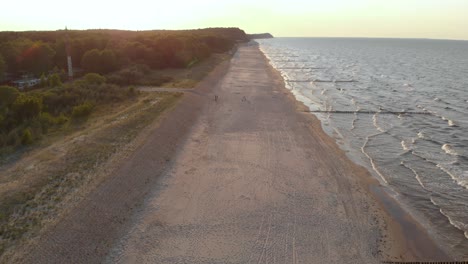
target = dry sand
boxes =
[17,43,449,263]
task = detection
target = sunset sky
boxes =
[1,0,467,40]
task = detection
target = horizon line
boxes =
[0,28,466,42]
[272,36,468,41]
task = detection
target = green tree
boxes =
[39,73,47,87]
[48,73,62,87]
[81,49,101,73]
[0,85,19,108]
[18,42,56,75]
[0,54,5,82]
[81,49,118,74]
[0,39,32,74]
[100,49,118,73]
[21,128,33,145]
[123,41,151,63]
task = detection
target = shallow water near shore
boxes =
[258,37,468,258]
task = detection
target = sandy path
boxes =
[138,87,197,93]
[107,43,387,263]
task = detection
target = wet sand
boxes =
[17,43,448,263]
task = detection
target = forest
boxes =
[0,28,248,151]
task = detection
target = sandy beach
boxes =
[15,43,449,263]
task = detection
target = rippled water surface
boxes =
[258,38,468,257]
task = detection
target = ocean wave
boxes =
[442,144,459,156]
[448,120,458,127]
[430,197,468,240]
[351,113,357,131]
[401,140,412,151]
[361,133,389,184]
[436,202,468,240]
[437,164,468,189]
[401,161,427,190]
[372,114,386,132]
[417,131,426,139]
[416,104,458,127]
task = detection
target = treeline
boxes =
[0,28,247,80]
[0,28,247,151]
[248,33,274,39]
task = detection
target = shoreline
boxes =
[259,44,451,260]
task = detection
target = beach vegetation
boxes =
[47,73,62,87]
[0,54,5,82]
[0,28,247,154]
[0,28,246,79]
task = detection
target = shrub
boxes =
[48,73,62,87]
[6,130,21,147]
[56,114,69,125]
[39,112,55,133]
[12,94,43,121]
[0,85,19,108]
[84,73,106,85]
[127,86,137,97]
[21,128,33,145]
[108,67,143,86]
[134,64,150,74]
[71,102,94,119]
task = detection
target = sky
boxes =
[1,0,468,40]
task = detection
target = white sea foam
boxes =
[401,161,426,189]
[448,120,458,127]
[437,164,468,189]
[429,197,468,240]
[417,131,426,139]
[361,134,389,184]
[442,144,459,156]
[372,114,385,132]
[401,140,411,151]
[439,207,468,240]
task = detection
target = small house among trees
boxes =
[12,78,41,89]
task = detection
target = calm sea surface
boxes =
[258,38,468,257]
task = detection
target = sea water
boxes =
[258,38,468,257]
